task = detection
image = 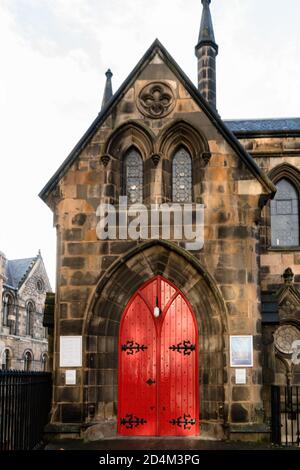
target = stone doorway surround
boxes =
[83,240,228,441]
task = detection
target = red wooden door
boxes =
[118,276,199,436]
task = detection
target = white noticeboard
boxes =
[235,368,247,385]
[60,336,82,367]
[230,335,253,368]
[65,370,77,385]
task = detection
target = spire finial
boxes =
[105,69,113,80]
[101,68,113,110]
[195,0,218,109]
[197,0,217,50]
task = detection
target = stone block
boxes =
[62,257,85,269]
[69,302,86,318]
[70,271,99,286]
[232,386,250,402]
[63,229,83,241]
[61,404,83,423]
[231,403,249,423]
[60,319,83,335]
[83,420,117,442]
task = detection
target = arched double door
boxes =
[118,276,199,436]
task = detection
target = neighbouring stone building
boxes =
[0,251,51,371]
[40,1,300,441]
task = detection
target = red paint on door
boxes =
[118,276,199,436]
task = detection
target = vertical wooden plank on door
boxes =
[118,290,157,436]
[159,292,199,436]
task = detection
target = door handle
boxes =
[146,378,156,386]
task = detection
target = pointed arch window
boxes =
[26,301,35,336]
[2,292,13,328]
[271,178,299,247]
[24,351,32,372]
[172,147,192,203]
[41,353,48,372]
[2,349,11,370]
[124,148,143,204]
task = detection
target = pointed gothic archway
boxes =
[83,240,228,439]
[118,275,199,436]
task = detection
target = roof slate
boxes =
[225,118,300,134]
[5,257,36,289]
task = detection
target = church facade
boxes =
[0,251,51,371]
[40,0,300,441]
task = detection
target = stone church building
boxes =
[0,250,51,371]
[40,1,300,441]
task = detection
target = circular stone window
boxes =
[36,278,44,293]
[137,82,176,119]
[274,325,300,355]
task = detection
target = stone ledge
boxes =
[228,424,270,434]
[44,423,81,434]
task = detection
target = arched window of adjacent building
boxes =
[2,349,11,370]
[26,301,35,336]
[271,179,299,247]
[41,353,48,372]
[24,351,32,372]
[2,292,14,328]
[172,147,192,203]
[124,148,143,204]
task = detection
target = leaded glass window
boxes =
[271,179,299,247]
[172,148,192,203]
[124,148,143,204]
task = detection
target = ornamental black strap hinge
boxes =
[169,414,196,430]
[121,340,148,355]
[120,414,147,429]
[169,340,195,355]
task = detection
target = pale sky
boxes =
[0,0,300,288]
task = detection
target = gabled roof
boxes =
[5,257,37,289]
[39,39,276,204]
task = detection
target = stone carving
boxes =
[100,154,111,167]
[151,153,161,167]
[137,82,175,118]
[202,151,212,165]
[283,267,294,285]
[274,325,300,355]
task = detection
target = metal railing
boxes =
[0,370,52,450]
[271,385,300,446]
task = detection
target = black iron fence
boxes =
[271,385,300,446]
[0,370,52,450]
